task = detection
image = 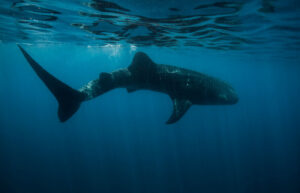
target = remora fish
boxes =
[18,45,238,124]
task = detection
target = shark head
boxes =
[216,86,239,105]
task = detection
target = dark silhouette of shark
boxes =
[18,45,238,124]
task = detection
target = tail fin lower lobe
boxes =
[18,45,86,122]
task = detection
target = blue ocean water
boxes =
[1,0,300,193]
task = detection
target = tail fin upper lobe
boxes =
[18,45,86,122]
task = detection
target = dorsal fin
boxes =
[166,98,192,124]
[128,52,156,76]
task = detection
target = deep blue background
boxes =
[0,44,300,193]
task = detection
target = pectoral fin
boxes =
[166,98,192,124]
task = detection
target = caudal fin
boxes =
[18,45,86,122]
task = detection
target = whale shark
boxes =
[18,45,238,124]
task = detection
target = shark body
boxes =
[18,46,238,124]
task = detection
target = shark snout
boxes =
[227,88,239,104]
[219,88,238,104]
[230,92,239,104]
